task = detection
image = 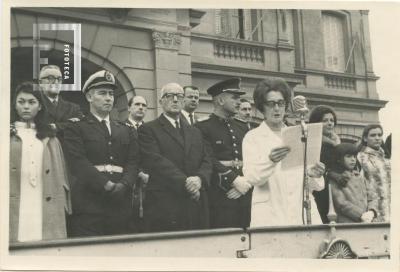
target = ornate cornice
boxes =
[152,31,181,50]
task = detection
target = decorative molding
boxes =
[325,74,356,90]
[152,31,182,50]
[192,32,294,51]
[107,8,131,24]
[214,41,264,63]
[189,9,206,28]
[192,61,305,84]
[295,67,380,81]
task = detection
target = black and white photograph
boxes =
[1,0,399,271]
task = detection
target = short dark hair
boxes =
[253,78,291,113]
[183,85,199,94]
[128,95,148,107]
[358,124,383,150]
[12,82,55,139]
[309,105,337,126]
[240,98,250,104]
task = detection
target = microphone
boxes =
[292,95,309,116]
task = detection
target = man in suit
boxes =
[38,65,83,138]
[125,95,149,232]
[63,70,139,237]
[139,83,212,232]
[181,85,200,126]
[126,95,148,138]
[196,78,253,228]
[235,98,259,130]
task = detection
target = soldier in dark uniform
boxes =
[235,98,259,130]
[196,78,253,228]
[63,70,139,237]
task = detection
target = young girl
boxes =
[328,143,378,223]
[10,82,71,242]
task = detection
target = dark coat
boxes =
[63,113,139,217]
[41,95,83,137]
[138,114,212,232]
[195,114,252,228]
[9,131,72,242]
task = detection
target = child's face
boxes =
[342,154,356,170]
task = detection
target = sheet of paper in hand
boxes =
[281,123,322,170]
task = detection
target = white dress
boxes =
[15,122,44,242]
[242,121,324,227]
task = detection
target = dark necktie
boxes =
[175,120,180,130]
[189,113,194,126]
[101,120,110,137]
[52,99,58,107]
[135,123,139,130]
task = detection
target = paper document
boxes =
[281,123,322,170]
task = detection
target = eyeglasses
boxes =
[264,100,286,108]
[40,76,62,83]
[162,93,185,100]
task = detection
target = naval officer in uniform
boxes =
[196,78,253,228]
[64,70,139,237]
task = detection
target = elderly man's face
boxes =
[160,83,184,117]
[219,92,241,117]
[39,67,62,98]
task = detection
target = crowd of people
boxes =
[9,65,391,242]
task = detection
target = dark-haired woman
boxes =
[10,82,71,242]
[308,105,341,224]
[242,78,326,227]
[357,124,390,222]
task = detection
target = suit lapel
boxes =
[42,94,57,119]
[110,120,120,140]
[87,113,108,137]
[181,118,193,156]
[55,98,68,121]
[159,114,184,148]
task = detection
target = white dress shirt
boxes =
[163,113,180,128]
[92,113,111,135]
[181,110,195,125]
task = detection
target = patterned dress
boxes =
[358,146,391,222]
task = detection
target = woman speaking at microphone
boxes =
[240,78,325,227]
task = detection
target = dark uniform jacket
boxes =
[41,95,83,136]
[63,113,138,216]
[196,114,253,228]
[138,114,212,232]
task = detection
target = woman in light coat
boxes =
[9,82,71,242]
[357,124,390,222]
[241,78,325,227]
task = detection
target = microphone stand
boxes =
[299,112,312,225]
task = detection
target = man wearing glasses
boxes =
[196,78,253,229]
[138,83,212,232]
[38,65,83,137]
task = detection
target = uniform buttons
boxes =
[233,143,237,147]
[234,150,239,154]
[108,141,112,145]
[224,177,228,180]
[110,156,113,160]
[229,129,233,133]
[232,136,236,140]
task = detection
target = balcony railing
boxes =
[214,41,264,63]
[325,75,356,90]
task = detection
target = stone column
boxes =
[152,30,182,115]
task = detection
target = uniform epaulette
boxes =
[120,121,134,128]
[197,116,211,122]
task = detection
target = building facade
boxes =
[11,8,387,142]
